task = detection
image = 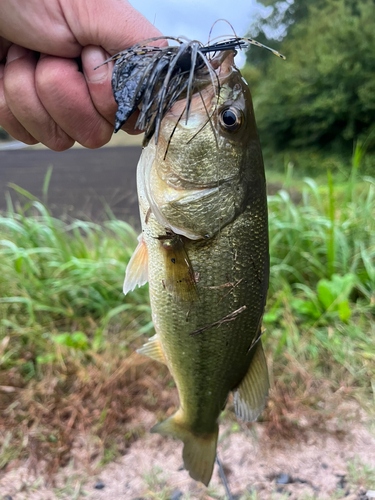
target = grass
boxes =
[143,466,172,499]
[0,154,374,480]
[0,194,151,369]
[266,167,374,340]
[265,167,374,394]
[347,457,375,489]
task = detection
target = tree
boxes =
[247,0,375,153]
[246,0,324,69]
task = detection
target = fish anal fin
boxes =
[123,234,148,295]
[137,334,166,365]
[233,340,270,422]
[151,409,218,486]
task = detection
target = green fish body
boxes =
[124,52,269,485]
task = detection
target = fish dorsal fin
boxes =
[137,334,167,365]
[233,340,270,422]
[123,234,148,295]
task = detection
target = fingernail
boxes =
[6,44,30,64]
[84,46,110,83]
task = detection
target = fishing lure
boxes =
[97,36,284,144]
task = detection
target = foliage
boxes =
[0,185,152,375]
[265,170,375,392]
[246,0,323,68]
[245,0,375,156]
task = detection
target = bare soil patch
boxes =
[1,402,374,500]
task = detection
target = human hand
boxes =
[0,0,164,150]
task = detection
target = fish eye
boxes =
[219,107,242,132]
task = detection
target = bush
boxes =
[246,0,375,155]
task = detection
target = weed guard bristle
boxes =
[108,35,284,144]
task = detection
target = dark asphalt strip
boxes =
[0,146,142,226]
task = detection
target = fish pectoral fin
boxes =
[123,234,148,295]
[136,334,167,365]
[161,235,198,303]
[233,340,270,422]
[151,410,218,486]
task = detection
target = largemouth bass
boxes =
[109,37,283,486]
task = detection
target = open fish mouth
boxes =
[100,36,285,145]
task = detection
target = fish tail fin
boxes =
[150,409,218,486]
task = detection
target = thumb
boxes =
[82,45,142,134]
[63,0,165,55]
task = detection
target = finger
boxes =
[81,45,141,135]
[63,0,167,55]
[81,46,116,123]
[0,62,38,145]
[0,38,12,61]
[35,55,114,149]
[0,1,81,58]
[4,44,75,151]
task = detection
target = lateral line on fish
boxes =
[189,305,247,337]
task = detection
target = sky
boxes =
[130,0,272,67]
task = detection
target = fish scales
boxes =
[142,203,269,430]
[118,43,271,486]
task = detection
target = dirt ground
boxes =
[1,405,375,500]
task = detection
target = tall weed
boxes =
[266,166,374,394]
[0,188,150,374]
